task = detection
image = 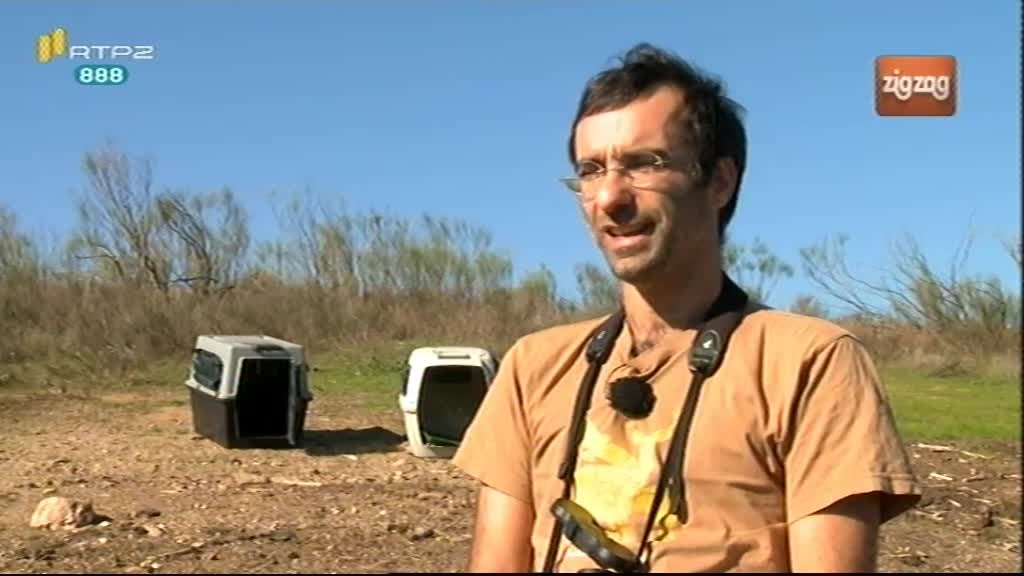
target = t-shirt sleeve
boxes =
[451,339,533,504]
[781,335,922,524]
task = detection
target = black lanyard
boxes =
[541,276,749,573]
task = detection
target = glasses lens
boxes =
[624,154,664,188]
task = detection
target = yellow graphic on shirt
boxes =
[572,421,683,550]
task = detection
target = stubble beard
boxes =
[601,223,674,285]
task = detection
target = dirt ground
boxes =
[0,387,1020,574]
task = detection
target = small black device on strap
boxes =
[539,276,749,573]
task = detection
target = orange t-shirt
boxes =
[452,305,922,572]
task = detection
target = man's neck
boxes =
[621,258,724,355]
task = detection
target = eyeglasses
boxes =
[559,151,697,198]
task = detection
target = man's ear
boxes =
[708,157,738,211]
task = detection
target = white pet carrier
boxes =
[184,335,312,449]
[398,346,498,458]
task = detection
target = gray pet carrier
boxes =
[185,335,312,449]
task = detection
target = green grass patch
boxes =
[307,345,412,411]
[6,345,1017,444]
[880,365,1021,442]
[131,356,192,388]
[304,354,1023,443]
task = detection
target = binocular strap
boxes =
[541,310,625,573]
[540,284,747,573]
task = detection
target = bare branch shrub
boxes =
[800,230,1020,365]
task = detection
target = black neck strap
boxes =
[541,274,749,573]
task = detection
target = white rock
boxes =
[29,496,97,530]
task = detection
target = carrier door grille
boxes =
[235,357,292,438]
[416,365,488,445]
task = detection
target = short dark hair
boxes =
[568,43,748,243]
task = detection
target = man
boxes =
[452,43,921,573]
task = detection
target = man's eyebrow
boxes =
[573,152,602,166]
[621,147,671,160]
[576,147,671,165]
[577,145,671,163]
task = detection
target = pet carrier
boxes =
[185,335,312,449]
[398,346,497,458]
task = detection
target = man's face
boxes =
[571,85,731,286]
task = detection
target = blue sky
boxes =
[2,0,1020,312]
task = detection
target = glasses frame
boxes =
[559,150,701,199]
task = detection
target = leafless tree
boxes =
[800,229,1019,353]
[155,186,250,296]
[722,237,795,305]
[69,146,169,292]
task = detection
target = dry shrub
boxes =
[801,232,1021,377]
[1,147,1019,386]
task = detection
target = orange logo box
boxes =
[875,56,957,116]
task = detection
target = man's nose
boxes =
[591,171,635,213]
